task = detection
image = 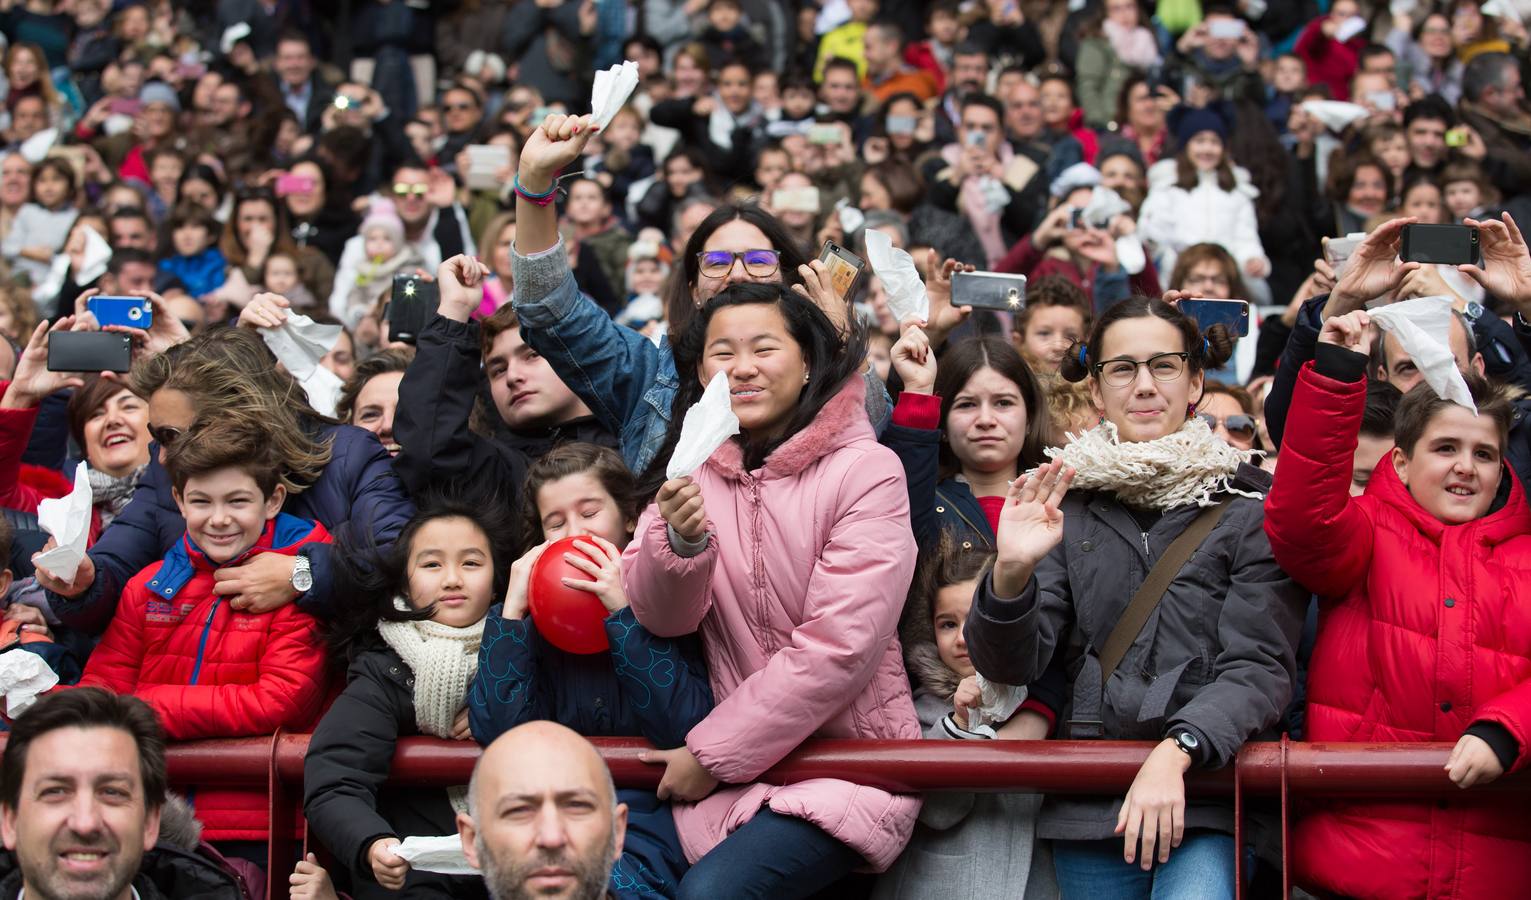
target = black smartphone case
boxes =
[388,274,440,345]
[1401,225,1481,267]
[47,331,132,373]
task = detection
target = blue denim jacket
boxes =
[512,239,891,474]
[513,241,677,473]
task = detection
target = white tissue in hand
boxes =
[666,371,740,480]
[33,465,93,584]
[259,314,344,417]
[18,128,57,164]
[389,835,475,876]
[968,675,1027,730]
[1080,186,1131,226]
[76,225,113,286]
[260,313,341,381]
[1370,297,1477,413]
[590,61,641,131]
[1300,100,1370,133]
[865,229,929,325]
[1334,15,1368,42]
[0,652,58,717]
[1114,235,1147,275]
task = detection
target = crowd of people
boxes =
[1,0,1531,899]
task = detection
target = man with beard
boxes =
[0,689,165,900]
[459,722,626,900]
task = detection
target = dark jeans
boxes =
[676,809,863,900]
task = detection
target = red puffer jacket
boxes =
[79,513,332,841]
[1267,362,1531,899]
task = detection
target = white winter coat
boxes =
[1138,158,1268,278]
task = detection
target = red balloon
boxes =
[528,537,611,655]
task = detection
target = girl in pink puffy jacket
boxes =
[623,281,923,899]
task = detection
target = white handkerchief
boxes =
[220,22,252,55]
[968,674,1028,730]
[1369,297,1476,413]
[1115,235,1147,275]
[1335,15,1368,42]
[260,313,342,382]
[1080,186,1131,226]
[76,225,113,286]
[666,371,740,480]
[590,61,641,132]
[865,229,929,325]
[0,652,59,717]
[1300,100,1370,133]
[19,128,57,164]
[390,835,476,876]
[297,365,345,419]
[33,465,93,583]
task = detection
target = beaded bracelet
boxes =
[513,174,558,207]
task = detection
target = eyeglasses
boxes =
[697,249,781,278]
[392,183,428,197]
[443,102,477,112]
[1094,352,1189,387]
[1197,412,1257,440]
[149,424,183,448]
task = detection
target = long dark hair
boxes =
[1060,295,1234,384]
[933,337,1048,479]
[640,281,867,494]
[662,203,813,334]
[324,486,518,667]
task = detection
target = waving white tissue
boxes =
[591,61,641,132]
[260,314,345,417]
[0,652,58,716]
[390,836,475,876]
[1369,297,1476,413]
[666,371,740,480]
[1300,100,1370,133]
[33,465,92,584]
[865,229,929,325]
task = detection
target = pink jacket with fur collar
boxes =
[623,375,922,870]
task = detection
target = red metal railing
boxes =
[133,736,1531,900]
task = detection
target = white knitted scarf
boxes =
[1036,417,1261,511]
[376,599,485,815]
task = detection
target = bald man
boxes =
[459,722,627,900]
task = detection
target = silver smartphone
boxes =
[951,271,1027,311]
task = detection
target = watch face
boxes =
[1177,731,1199,750]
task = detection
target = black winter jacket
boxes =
[303,645,489,900]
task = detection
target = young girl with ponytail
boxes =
[964,296,1304,898]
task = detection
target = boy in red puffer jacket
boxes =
[1267,309,1531,899]
[78,418,331,844]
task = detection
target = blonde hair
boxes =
[0,283,37,340]
[1042,375,1099,445]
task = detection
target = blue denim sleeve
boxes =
[603,607,712,749]
[468,607,548,746]
[513,239,674,471]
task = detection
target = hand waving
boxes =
[1460,213,1531,311]
[992,459,1073,597]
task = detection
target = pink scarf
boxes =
[940,141,1016,267]
[1102,20,1161,70]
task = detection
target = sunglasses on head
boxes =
[1197,412,1257,440]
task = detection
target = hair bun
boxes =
[1059,341,1091,383]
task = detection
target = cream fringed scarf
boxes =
[1037,417,1262,511]
[377,599,485,815]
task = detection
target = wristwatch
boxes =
[1463,300,1485,324]
[290,553,313,594]
[1170,729,1200,759]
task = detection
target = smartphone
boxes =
[818,240,866,303]
[808,124,843,145]
[1400,223,1481,266]
[88,296,153,329]
[1207,18,1245,40]
[885,115,917,136]
[47,331,132,373]
[773,186,820,214]
[333,94,352,110]
[388,273,439,345]
[1179,298,1250,338]
[464,144,513,192]
[1323,232,1367,276]
[1445,127,1469,148]
[1067,207,1085,230]
[951,271,1027,311]
[275,174,316,197]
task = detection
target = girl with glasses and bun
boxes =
[505,112,892,476]
[964,295,1304,898]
